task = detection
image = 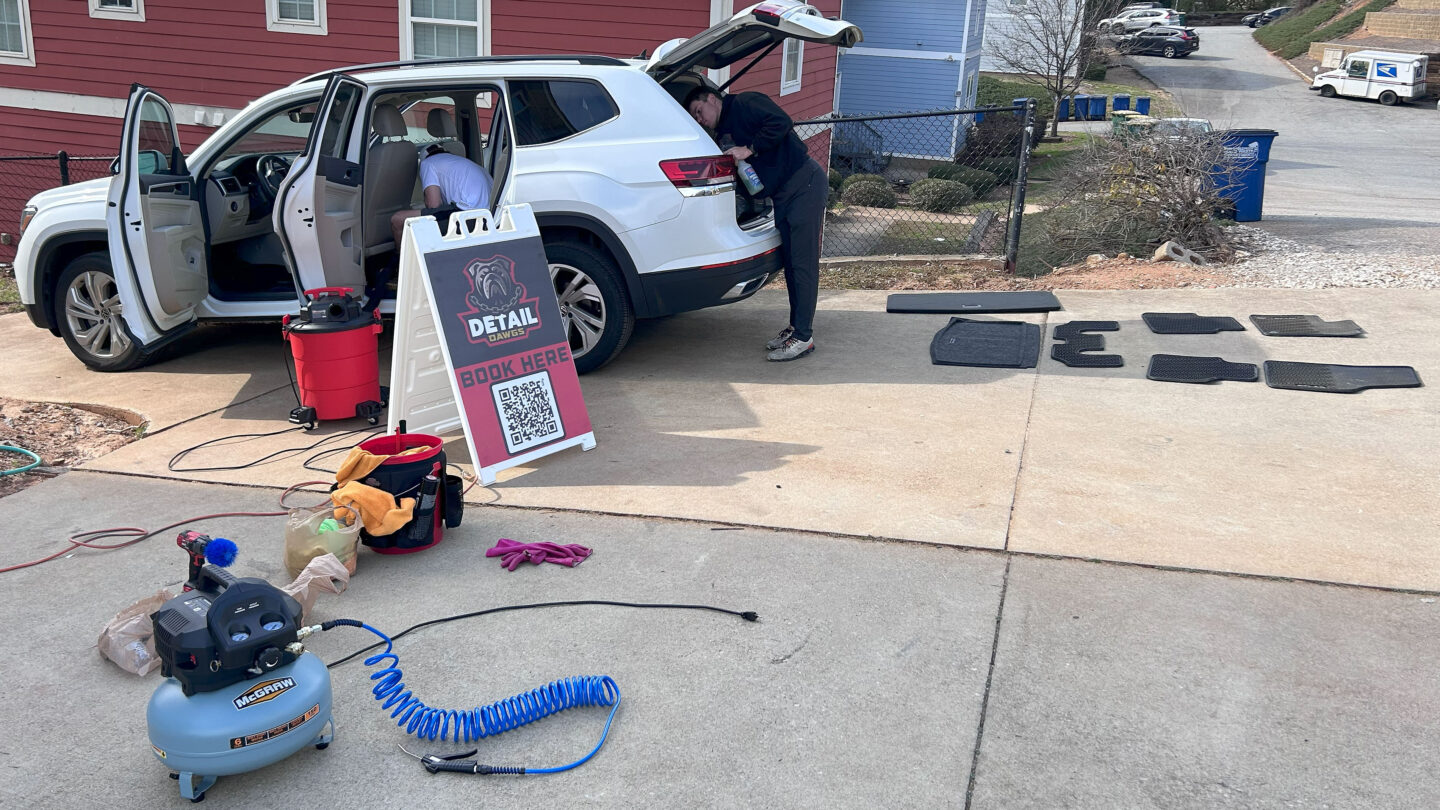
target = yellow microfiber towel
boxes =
[333,445,435,487]
[331,481,416,537]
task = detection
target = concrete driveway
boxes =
[1122,26,1440,255]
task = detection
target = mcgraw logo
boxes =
[457,255,541,347]
[233,677,296,710]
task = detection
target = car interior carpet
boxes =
[930,317,1042,368]
[1146,354,1259,384]
[888,291,1062,314]
[1050,321,1122,367]
[1248,315,1365,337]
[1141,312,1246,334]
[1263,362,1422,393]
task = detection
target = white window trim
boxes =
[90,0,145,22]
[0,0,34,67]
[399,0,491,60]
[267,0,327,36]
[780,38,803,96]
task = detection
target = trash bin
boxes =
[1088,95,1107,120]
[1072,94,1090,121]
[1134,96,1151,115]
[1112,93,1130,112]
[1058,96,1071,121]
[1215,129,1278,222]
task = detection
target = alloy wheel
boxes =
[549,262,607,359]
[64,270,132,359]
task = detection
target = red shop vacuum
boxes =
[283,287,385,429]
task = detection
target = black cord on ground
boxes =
[168,425,378,473]
[325,600,760,669]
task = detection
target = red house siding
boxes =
[491,2,711,58]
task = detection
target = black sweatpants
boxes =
[770,157,827,342]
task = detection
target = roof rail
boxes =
[294,55,631,85]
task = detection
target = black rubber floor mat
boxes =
[1249,315,1364,337]
[1052,320,1120,341]
[931,318,1042,368]
[1263,362,1421,393]
[1142,312,1245,334]
[889,291,1062,314]
[1051,336,1123,368]
[1147,354,1258,384]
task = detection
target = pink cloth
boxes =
[486,538,593,571]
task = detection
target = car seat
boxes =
[362,103,418,255]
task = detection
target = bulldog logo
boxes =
[457,254,541,346]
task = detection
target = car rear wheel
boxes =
[545,240,634,374]
[1163,45,1178,58]
[53,253,150,372]
[1319,85,1336,98]
[1378,90,1398,106]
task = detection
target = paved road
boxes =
[1125,26,1440,255]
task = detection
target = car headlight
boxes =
[19,205,37,237]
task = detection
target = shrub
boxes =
[840,172,888,190]
[909,179,975,213]
[1083,64,1107,82]
[841,181,897,208]
[1254,0,1343,55]
[827,169,843,191]
[976,76,1055,118]
[928,164,1000,196]
[974,158,1018,180]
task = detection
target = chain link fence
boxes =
[0,153,115,264]
[796,104,1036,266]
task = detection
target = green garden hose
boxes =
[0,445,41,477]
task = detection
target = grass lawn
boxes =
[1079,79,1182,119]
[0,267,20,315]
[872,220,979,256]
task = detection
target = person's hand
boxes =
[724,145,754,161]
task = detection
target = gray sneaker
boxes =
[765,326,794,351]
[766,335,815,362]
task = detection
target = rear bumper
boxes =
[638,248,782,318]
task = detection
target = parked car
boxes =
[1099,7,1184,35]
[1118,26,1200,58]
[1152,117,1212,136]
[1311,50,1429,105]
[1242,6,1291,27]
[13,1,861,374]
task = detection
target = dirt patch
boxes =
[0,397,142,498]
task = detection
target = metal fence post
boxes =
[1004,100,1036,274]
[57,151,70,186]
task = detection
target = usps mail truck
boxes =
[1311,50,1429,105]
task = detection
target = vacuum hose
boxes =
[321,619,621,774]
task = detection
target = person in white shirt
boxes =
[389,144,494,245]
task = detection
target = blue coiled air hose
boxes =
[322,619,621,775]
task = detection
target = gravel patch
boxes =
[1221,226,1440,289]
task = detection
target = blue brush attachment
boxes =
[205,537,238,568]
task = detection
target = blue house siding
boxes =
[837,54,963,159]
[843,0,968,52]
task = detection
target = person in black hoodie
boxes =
[685,86,826,362]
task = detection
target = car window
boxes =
[137,97,180,174]
[215,100,319,163]
[1347,60,1368,78]
[509,79,618,147]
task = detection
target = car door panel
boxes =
[105,85,207,346]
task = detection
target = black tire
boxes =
[52,252,150,372]
[544,240,634,374]
[1111,23,1126,35]
[1163,45,1177,58]
[1378,90,1398,106]
[1319,85,1336,98]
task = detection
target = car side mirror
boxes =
[137,150,164,174]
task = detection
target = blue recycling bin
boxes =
[1215,129,1278,222]
[1134,96,1151,115]
[1112,93,1130,112]
[1012,97,1034,112]
[1088,95,1106,120]
[1057,96,1071,121]
[1072,94,1090,120]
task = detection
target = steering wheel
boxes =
[256,154,291,198]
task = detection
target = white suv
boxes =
[14,2,859,373]
[1100,7,1183,34]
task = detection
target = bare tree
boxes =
[987,0,1093,137]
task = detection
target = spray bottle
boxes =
[734,156,764,196]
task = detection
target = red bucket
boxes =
[354,432,446,554]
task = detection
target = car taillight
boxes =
[660,156,736,188]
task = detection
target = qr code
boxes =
[492,371,565,454]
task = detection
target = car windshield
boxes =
[1154,120,1212,135]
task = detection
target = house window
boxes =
[0,0,33,67]
[407,0,483,60]
[91,0,145,21]
[267,0,327,35]
[780,38,803,96]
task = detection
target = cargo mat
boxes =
[1142,312,1246,334]
[1249,315,1365,337]
[1263,362,1421,393]
[1147,354,1258,384]
[889,291,1062,314]
[931,318,1042,368]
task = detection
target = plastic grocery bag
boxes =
[284,503,361,579]
[280,553,351,623]
[97,589,174,676]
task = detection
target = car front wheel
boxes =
[545,240,634,374]
[1111,23,1126,35]
[53,253,150,372]
[1319,85,1336,98]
